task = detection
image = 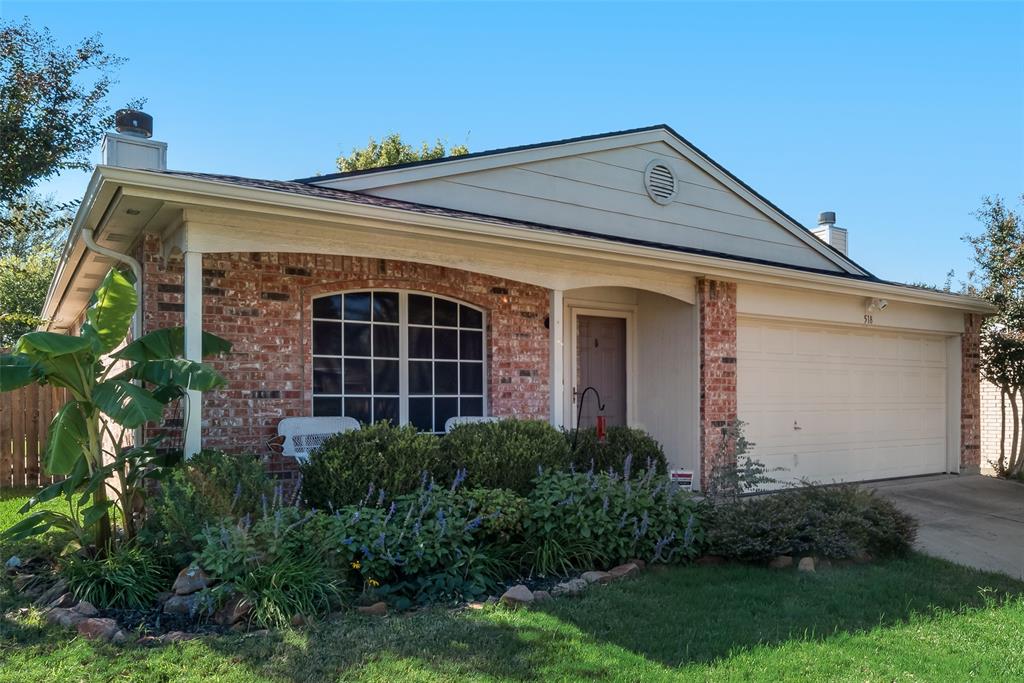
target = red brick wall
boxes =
[698,278,738,489]
[140,236,551,478]
[961,312,982,472]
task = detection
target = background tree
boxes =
[964,195,1024,479]
[337,132,469,172]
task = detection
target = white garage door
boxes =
[737,319,949,484]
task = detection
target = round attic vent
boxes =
[644,159,677,205]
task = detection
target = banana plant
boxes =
[0,267,231,552]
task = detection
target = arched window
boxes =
[311,290,486,432]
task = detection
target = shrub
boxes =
[519,463,702,576]
[568,426,668,476]
[703,483,918,561]
[440,420,570,494]
[197,503,346,628]
[61,545,169,609]
[301,422,444,508]
[453,487,528,545]
[146,449,272,565]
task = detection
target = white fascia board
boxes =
[315,127,866,277]
[48,167,995,321]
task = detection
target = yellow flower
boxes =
[350,561,361,570]
[367,578,380,588]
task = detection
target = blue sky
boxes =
[6,1,1023,286]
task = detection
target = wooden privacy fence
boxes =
[0,383,67,490]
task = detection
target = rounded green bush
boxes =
[440,419,570,494]
[301,422,445,508]
[568,425,668,476]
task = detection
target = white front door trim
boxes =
[565,302,637,431]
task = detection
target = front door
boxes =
[576,314,627,428]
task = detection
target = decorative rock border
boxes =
[497,560,647,608]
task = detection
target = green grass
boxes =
[1,493,1023,682]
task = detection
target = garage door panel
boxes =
[738,319,948,485]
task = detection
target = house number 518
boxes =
[864,314,874,325]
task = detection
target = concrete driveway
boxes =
[872,475,1024,580]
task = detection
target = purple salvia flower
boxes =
[342,536,354,546]
[623,453,633,480]
[436,509,447,533]
[232,481,242,507]
[588,459,595,475]
[570,461,576,475]
[464,516,482,532]
[260,493,268,518]
[618,511,628,529]
[421,470,429,489]
[537,464,544,478]
[412,520,422,536]
[683,513,695,547]
[639,511,650,538]
[451,467,467,492]
[601,495,609,513]
[384,501,397,524]
[373,532,386,548]
[376,488,386,507]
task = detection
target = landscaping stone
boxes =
[499,584,534,607]
[74,600,98,617]
[696,555,726,567]
[551,578,588,597]
[155,591,174,604]
[626,558,647,571]
[608,563,641,580]
[467,601,486,610]
[77,617,120,642]
[213,594,252,626]
[768,555,794,569]
[163,593,198,615]
[797,557,815,573]
[34,578,68,607]
[111,629,129,645]
[5,556,21,570]
[44,607,84,628]
[581,571,613,585]
[160,631,195,644]
[172,566,209,595]
[531,590,552,603]
[484,595,499,606]
[356,601,388,617]
[47,592,76,609]
[290,613,307,627]
[11,573,37,593]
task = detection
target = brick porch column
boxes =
[698,278,738,490]
[961,313,982,473]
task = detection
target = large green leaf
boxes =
[112,327,232,361]
[0,509,78,542]
[0,354,38,391]
[93,379,165,428]
[85,269,137,353]
[35,351,92,397]
[114,358,227,393]
[44,402,89,475]
[15,332,92,359]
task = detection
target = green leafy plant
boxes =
[0,267,231,552]
[703,482,918,561]
[301,422,444,508]
[521,459,702,576]
[568,426,668,477]
[440,419,571,494]
[60,544,169,609]
[453,487,528,545]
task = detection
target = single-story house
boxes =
[42,118,992,489]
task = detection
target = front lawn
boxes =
[2,553,1021,682]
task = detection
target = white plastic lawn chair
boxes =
[277,416,360,459]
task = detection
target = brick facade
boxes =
[960,313,983,472]
[697,279,738,489]
[140,236,551,478]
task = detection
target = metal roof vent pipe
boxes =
[101,109,167,170]
[811,210,849,257]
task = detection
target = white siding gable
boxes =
[313,130,857,274]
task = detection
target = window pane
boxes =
[459,330,483,361]
[344,397,371,425]
[313,397,342,417]
[435,298,458,327]
[409,294,433,325]
[460,397,483,418]
[374,360,399,394]
[373,292,399,323]
[409,397,432,431]
[460,362,483,395]
[435,329,458,359]
[313,321,342,356]
[344,323,371,356]
[460,305,482,329]
[313,357,343,394]
[344,292,371,321]
[435,361,458,394]
[313,295,343,320]
[435,397,458,433]
[374,397,399,425]
[344,358,371,393]
[409,327,432,359]
[374,325,399,358]
[410,361,432,395]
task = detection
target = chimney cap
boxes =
[818,211,837,226]
[114,109,153,138]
